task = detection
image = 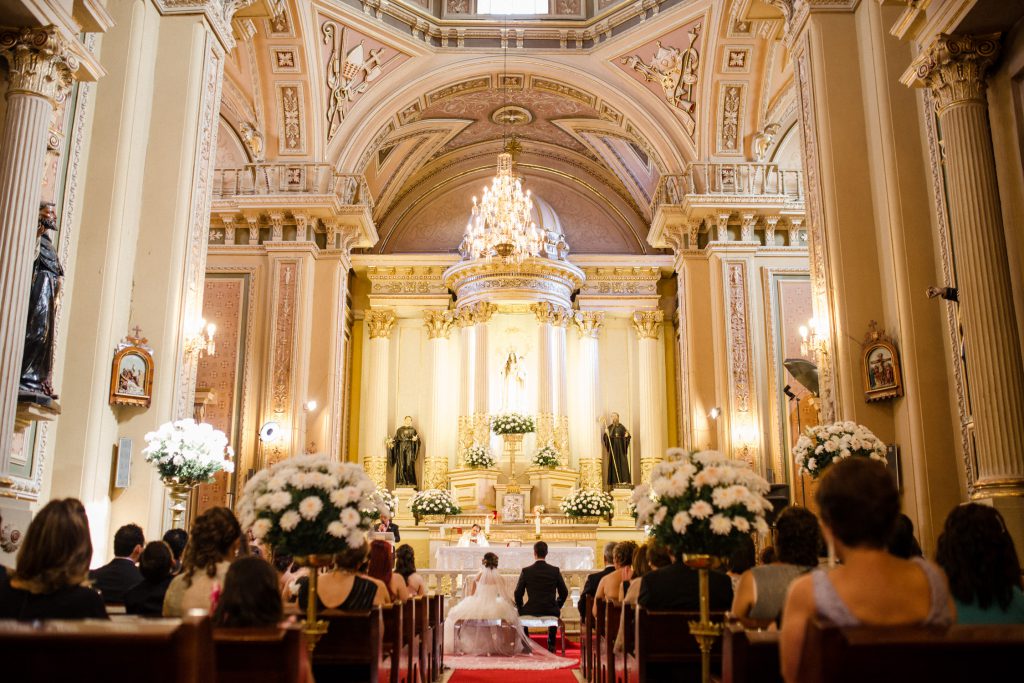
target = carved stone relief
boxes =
[322,20,389,142]
[275,82,305,155]
[718,82,746,155]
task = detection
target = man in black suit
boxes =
[375,512,400,542]
[637,556,733,611]
[578,541,617,622]
[89,524,145,604]
[514,541,569,652]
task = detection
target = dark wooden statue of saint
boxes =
[388,415,420,487]
[20,202,63,403]
[602,412,632,486]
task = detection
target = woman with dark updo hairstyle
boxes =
[936,503,1024,624]
[296,542,389,610]
[163,507,242,616]
[395,544,426,597]
[780,458,954,681]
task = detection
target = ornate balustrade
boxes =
[652,162,803,214]
[213,163,372,207]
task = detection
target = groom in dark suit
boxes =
[514,541,568,652]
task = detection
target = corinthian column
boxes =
[531,302,572,460]
[0,27,76,469]
[455,307,475,460]
[633,310,667,483]
[363,309,396,487]
[910,35,1024,497]
[470,302,497,446]
[574,311,605,488]
[423,310,455,488]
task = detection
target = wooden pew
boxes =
[0,615,215,683]
[430,594,444,681]
[599,599,622,683]
[797,619,1024,683]
[721,622,781,683]
[381,601,412,683]
[631,608,726,683]
[312,607,384,683]
[581,595,595,681]
[214,623,304,683]
[401,598,421,683]
[417,595,433,682]
[621,602,636,683]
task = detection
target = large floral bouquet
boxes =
[143,419,234,487]
[364,486,397,519]
[561,488,614,518]
[532,444,560,468]
[238,454,380,556]
[464,445,495,469]
[491,413,535,435]
[793,421,886,479]
[411,489,461,521]
[632,449,772,558]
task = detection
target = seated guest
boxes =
[727,533,756,592]
[780,458,954,682]
[760,546,776,565]
[124,541,175,616]
[936,503,1024,624]
[0,498,106,620]
[887,513,923,559]
[395,544,426,597]
[89,523,144,604]
[618,544,649,602]
[297,543,389,610]
[162,528,188,575]
[579,541,616,622]
[514,541,569,652]
[163,507,242,616]
[615,542,671,652]
[374,512,400,542]
[732,506,821,628]
[275,553,308,604]
[213,556,283,627]
[367,539,409,601]
[593,541,637,617]
[638,546,733,612]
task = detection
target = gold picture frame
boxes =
[109,330,154,408]
[862,321,903,402]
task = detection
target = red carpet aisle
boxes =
[447,636,580,679]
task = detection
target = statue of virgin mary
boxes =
[500,349,526,412]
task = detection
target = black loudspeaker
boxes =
[765,483,791,526]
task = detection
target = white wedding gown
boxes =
[443,568,570,669]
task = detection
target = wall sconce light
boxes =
[259,420,283,444]
[798,317,828,357]
[708,407,721,420]
[304,400,318,412]
[184,318,216,358]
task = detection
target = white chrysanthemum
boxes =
[298,496,323,520]
[672,511,691,534]
[340,507,361,528]
[709,514,732,535]
[251,518,272,539]
[327,521,347,538]
[279,510,301,531]
[689,500,713,519]
[732,516,751,533]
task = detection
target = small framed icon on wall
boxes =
[109,328,154,408]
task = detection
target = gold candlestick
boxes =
[293,554,332,653]
[683,554,724,683]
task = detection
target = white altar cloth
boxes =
[435,546,594,571]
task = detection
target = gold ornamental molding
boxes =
[444,257,585,310]
[423,309,456,339]
[0,27,78,104]
[366,309,397,339]
[631,309,664,339]
[574,311,606,338]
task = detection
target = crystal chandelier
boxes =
[464,142,543,263]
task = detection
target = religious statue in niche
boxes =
[19,202,63,405]
[388,415,421,487]
[602,412,632,487]
[500,348,527,412]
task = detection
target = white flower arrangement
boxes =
[792,420,887,479]
[237,453,380,556]
[464,445,496,469]
[364,486,397,519]
[491,412,536,435]
[561,488,614,518]
[532,444,560,469]
[632,449,772,558]
[142,419,234,487]
[410,489,462,521]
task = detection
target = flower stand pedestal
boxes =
[393,486,418,526]
[526,467,578,512]
[610,488,635,528]
[450,467,499,511]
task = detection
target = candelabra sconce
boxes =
[184,318,216,358]
[798,317,829,358]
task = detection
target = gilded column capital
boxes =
[454,306,475,328]
[423,309,455,339]
[530,301,571,327]
[574,311,606,339]
[471,301,498,324]
[631,310,664,340]
[0,27,78,104]
[366,309,397,339]
[909,33,1001,112]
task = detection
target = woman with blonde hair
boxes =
[163,507,242,616]
[0,498,106,620]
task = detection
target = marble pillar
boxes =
[455,306,475,460]
[574,311,605,489]
[912,34,1024,497]
[531,302,571,462]
[0,27,76,471]
[423,309,455,488]
[633,310,667,483]
[471,302,496,445]
[363,309,395,487]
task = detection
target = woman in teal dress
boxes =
[936,503,1024,624]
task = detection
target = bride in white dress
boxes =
[443,553,569,669]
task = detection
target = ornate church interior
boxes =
[2,0,1024,680]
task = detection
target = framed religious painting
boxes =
[861,322,903,402]
[109,331,154,408]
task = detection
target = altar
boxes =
[435,545,595,571]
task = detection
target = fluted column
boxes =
[424,310,455,488]
[911,35,1024,497]
[455,307,475,460]
[633,310,666,483]
[0,27,76,470]
[363,309,396,487]
[469,302,496,447]
[574,311,605,488]
[531,302,571,461]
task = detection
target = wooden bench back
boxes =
[312,608,383,683]
[722,622,781,683]
[798,620,1024,683]
[213,624,304,683]
[0,615,215,683]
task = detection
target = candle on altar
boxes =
[535,513,541,536]
[484,515,491,535]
